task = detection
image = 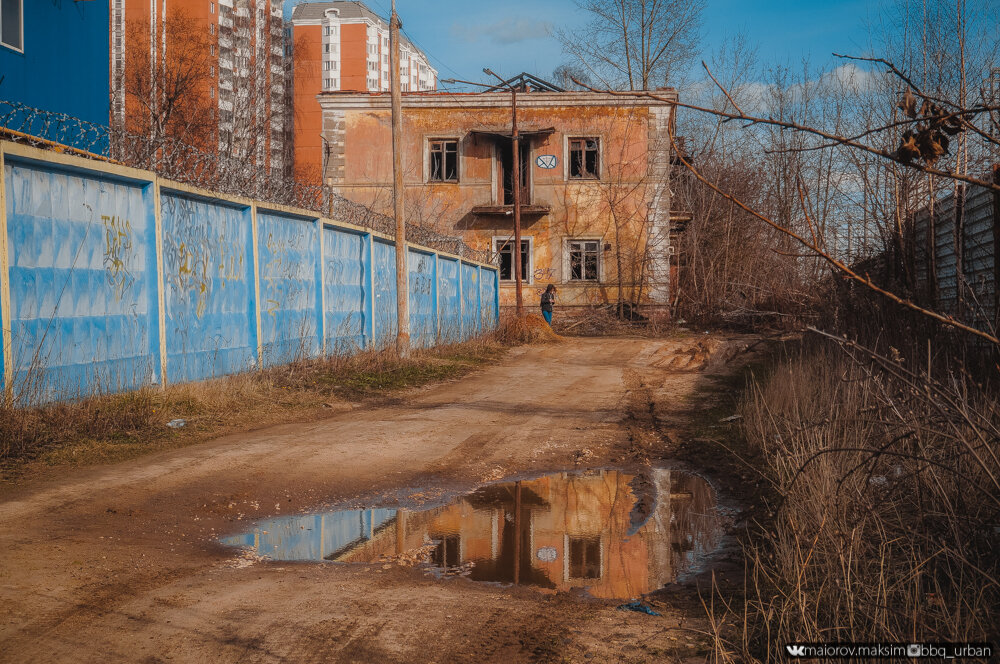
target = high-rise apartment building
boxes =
[289,1,437,181]
[111,0,292,177]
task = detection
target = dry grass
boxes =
[0,335,506,480]
[495,312,565,344]
[706,338,1000,661]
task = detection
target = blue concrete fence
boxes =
[0,142,500,404]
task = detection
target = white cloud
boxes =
[450,18,553,45]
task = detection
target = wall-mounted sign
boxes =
[535,155,558,169]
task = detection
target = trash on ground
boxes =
[617,600,662,616]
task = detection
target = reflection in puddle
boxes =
[220,469,728,599]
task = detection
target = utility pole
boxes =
[440,71,527,316]
[390,0,409,356]
[484,69,524,316]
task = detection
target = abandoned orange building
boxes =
[317,83,680,314]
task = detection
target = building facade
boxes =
[0,0,110,150]
[111,0,291,176]
[290,1,437,181]
[317,89,678,315]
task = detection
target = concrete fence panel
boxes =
[371,239,398,349]
[480,267,499,330]
[257,210,321,366]
[460,261,481,335]
[160,191,257,384]
[437,256,461,344]
[3,155,159,403]
[407,248,437,349]
[0,141,499,404]
[323,225,368,355]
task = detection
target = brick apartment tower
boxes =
[289,1,437,183]
[111,0,292,177]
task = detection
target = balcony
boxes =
[470,204,550,217]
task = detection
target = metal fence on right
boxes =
[912,181,998,331]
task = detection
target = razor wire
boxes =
[0,100,492,263]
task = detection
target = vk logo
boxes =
[786,645,807,657]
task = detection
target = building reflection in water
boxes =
[221,469,725,599]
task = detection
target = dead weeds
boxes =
[0,335,507,482]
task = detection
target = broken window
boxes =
[568,240,600,281]
[429,139,459,182]
[494,238,531,282]
[431,534,461,568]
[497,136,530,205]
[569,138,599,179]
[568,536,601,579]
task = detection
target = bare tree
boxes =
[554,0,705,91]
[119,12,217,151]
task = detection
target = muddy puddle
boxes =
[221,468,730,599]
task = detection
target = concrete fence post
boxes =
[250,203,263,369]
[456,258,464,342]
[476,266,483,333]
[317,219,326,357]
[433,252,440,344]
[152,178,168,388]
[0,148,12,398]
[494,268,501,328]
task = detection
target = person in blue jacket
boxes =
[540,284,556,325]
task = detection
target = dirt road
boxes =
[0,335,754,664]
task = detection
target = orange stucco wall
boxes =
[340,24,369,92]
[292,23,323,182]
[332,470,713,599]
[330,100,660,309]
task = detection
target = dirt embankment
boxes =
[0,333,763,664]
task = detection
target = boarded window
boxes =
[495,239,530,282]
[429,139,459,182]
[569,138,599,179]
[568,240,600,281]
[1,0,23,50]
[568,537,601,578]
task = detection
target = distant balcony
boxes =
[471,204,550,217]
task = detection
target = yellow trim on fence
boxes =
[0,149,13,400]
[318,219,327,355]
[251,203,263,367]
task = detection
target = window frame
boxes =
[426,137,460,183]
[1,0,24,53]
[492,236,533,284]
[564,237,603,282]
[565,135,601,180]
[564,534,604,581]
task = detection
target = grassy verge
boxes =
[704,337,1000,661]
[0,336,506,483]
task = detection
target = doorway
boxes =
[497,137,531,205]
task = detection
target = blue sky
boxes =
[284,0,890,87]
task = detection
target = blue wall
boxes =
[160,192,257,384]
[323,226,368,354]
[258,212,321,366]
[4,158,159,403]
[219,508,398,562]
[0,146,500,403]
[408,249,437,349]
[0,1,110,146]
[437,257,461,344]
[461,262,481,335]
[372,239,398,349]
